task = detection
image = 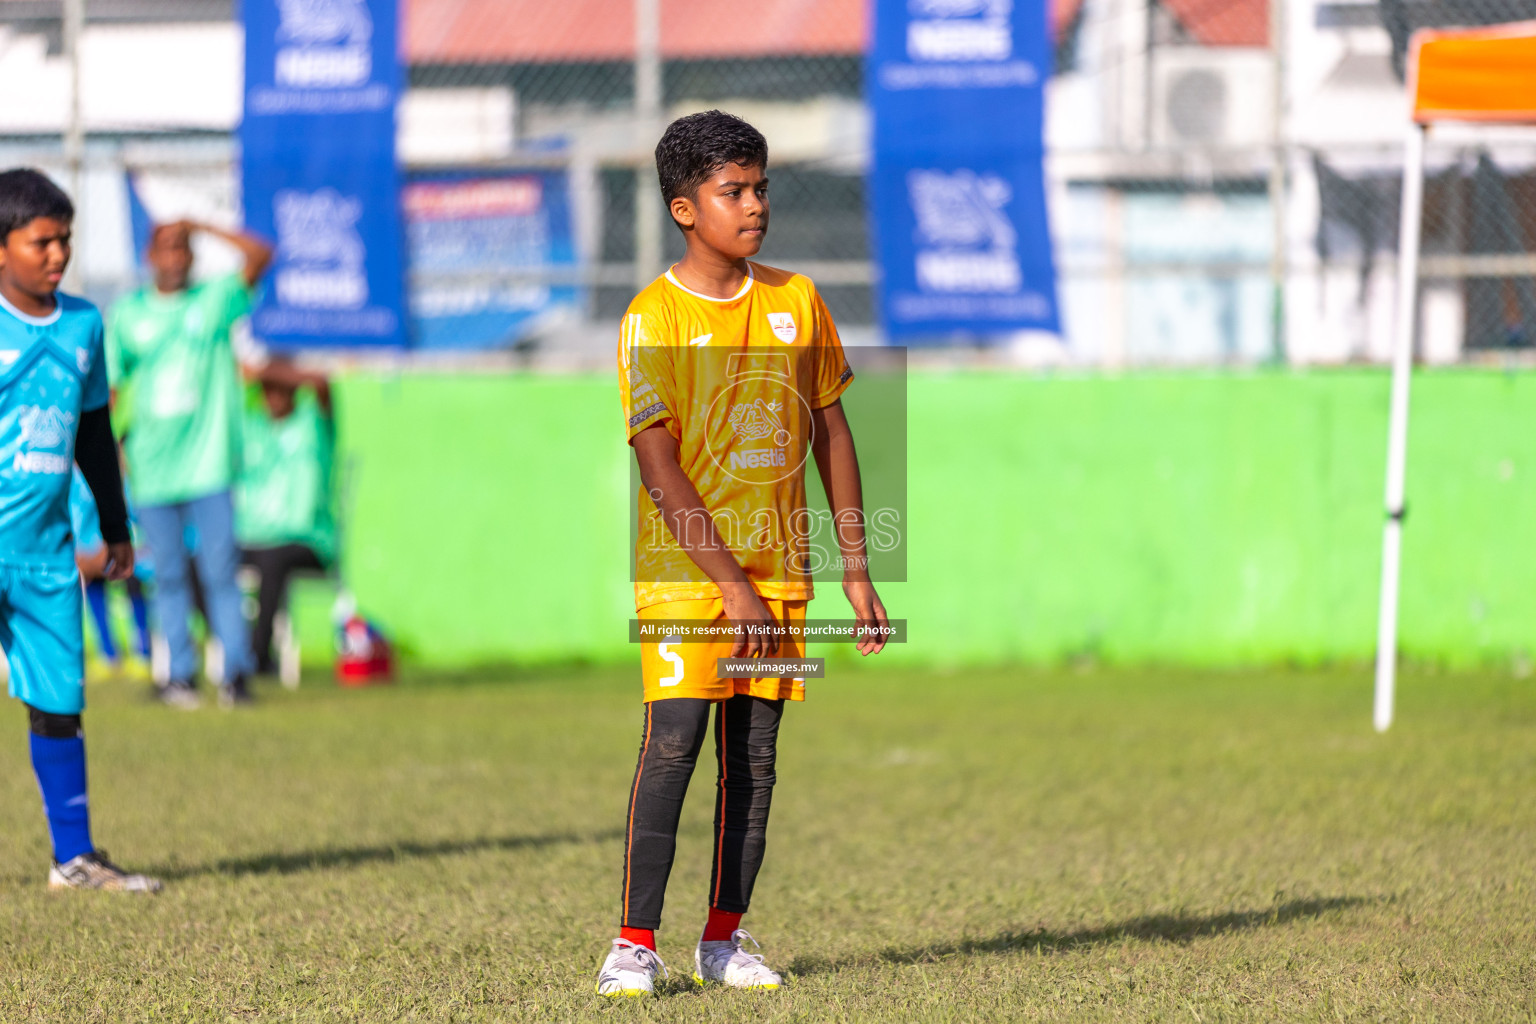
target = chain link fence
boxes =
[1312,137,1536,363]
[0,0,1534,363]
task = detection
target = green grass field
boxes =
[0,664,1532,1021]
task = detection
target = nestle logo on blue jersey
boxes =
[13,451,69,474]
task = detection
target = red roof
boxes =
[405,0,863,63]
[404,0,1094,64]
[1162,0,1268,47]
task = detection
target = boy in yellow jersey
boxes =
[597,110,890,997]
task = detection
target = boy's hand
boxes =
[158,220,194,244]
[104,541,135,581]
[843,578,889,656]
[722,582,780,659]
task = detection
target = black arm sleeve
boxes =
[74,407,130,545]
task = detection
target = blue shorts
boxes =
[0,563,85,715]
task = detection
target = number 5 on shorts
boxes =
[658,639,684,687]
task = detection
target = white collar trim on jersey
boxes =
[663,263,755,303]
[0,288,60,326]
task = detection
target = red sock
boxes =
[702,908,742,942]
[619,926,655,951]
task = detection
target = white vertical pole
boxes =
[1267,0,1287,362]
[62,0,85,293]
[633,0,663,289]
[1374,121,1427,733]
[1110,0,1150,149]
[1103,186,1126,369]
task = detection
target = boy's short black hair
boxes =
[655,110,768,214]
[0,169,72,239]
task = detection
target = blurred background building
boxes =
[1,0,1535,366]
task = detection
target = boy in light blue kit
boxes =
[0,168,159,891]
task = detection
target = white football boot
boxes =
[48,850,162,893]
[595,938,667,998]
[694,928,782,990]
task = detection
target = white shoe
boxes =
[155,681,200,710]
[48,850,162,893]
[694,929,782,990]
[595,938,666,997]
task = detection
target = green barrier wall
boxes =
[315,370,1536,670]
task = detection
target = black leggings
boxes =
[621,695,783,931]
[239,544,325,673]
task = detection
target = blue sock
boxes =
[30,732,93,863]
[129,586,151,659]
[84,580,118,662]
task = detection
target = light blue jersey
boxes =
[0,290,107,715]
[68,468,103,554]
[0,291,108,567]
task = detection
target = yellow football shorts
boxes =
[638,597,807,703]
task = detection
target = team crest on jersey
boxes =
[766,312,797,344]
[76,347,89,373]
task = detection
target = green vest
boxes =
[106,273,250,506]
[235,388,337,563]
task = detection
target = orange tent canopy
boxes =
[1410,21,1536,124]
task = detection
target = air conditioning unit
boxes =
[1151,48,1274,150]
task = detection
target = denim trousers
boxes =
[137,489,254,683]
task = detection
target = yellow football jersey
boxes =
[619,261,853,611]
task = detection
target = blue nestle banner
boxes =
[241,0,405,349]
[404,171,584,350]
[867,0,1060,339]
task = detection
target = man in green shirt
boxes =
[107,221,273,707]
[236,359,336,677]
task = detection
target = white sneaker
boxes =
[694,929,782,990]
[155,681,200,711]
[595,938,667,998]
[48,850,162,893]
